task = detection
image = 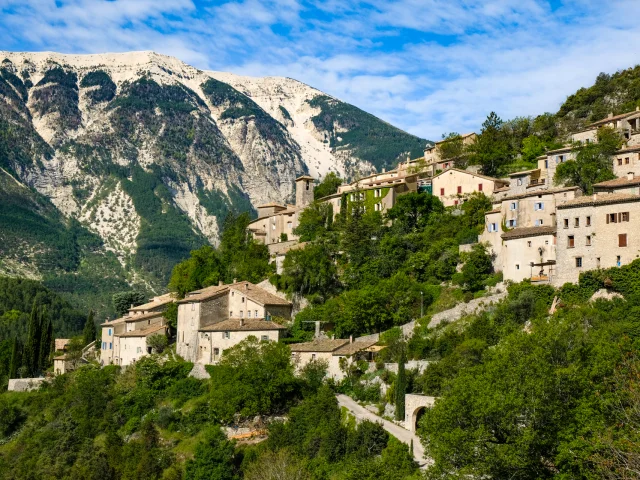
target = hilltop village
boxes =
[89,106,640,374]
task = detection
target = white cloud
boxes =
[1,0,640,141]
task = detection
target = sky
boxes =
[1,0,640,141]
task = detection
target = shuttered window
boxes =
[619,234,628,247]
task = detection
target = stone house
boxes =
[53,354,74,375]
[100,293,175,367]
[500,226,557,283]
[176,281,292,365]
[554,193,640,286]
[289,338,380,381]
[594,173,640,195]
[429,168,509,207]
[423,133,477,174]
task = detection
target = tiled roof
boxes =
[199,319,286,332]
[500,186,579,202]
[178,285,229,304]
[589,111,636,127]
[289,339,349,353]
[296,175,315,181]
[54,339,69,351]
[508,169,540,177]
[129,293,175,312]
[100,311,164,326]
[117,324,167,338]
[333,339,379,356]
[431,167,509,185]
[229,282,291,306]
[486,208,501,214]
[257,202,287,208]
[593,176,640,189]
[434,132,475,145]
[557,193,640,209]
[501,226,556,240]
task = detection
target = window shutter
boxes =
[618,213,622,223]
[606,214,610,224]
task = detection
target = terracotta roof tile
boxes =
[431,167,509,185]
[333,339,379,356]
[117,324,167,338]
[129,293,175,312]
[100,311,164,326]
[178,285,229,304]
[199,319,286,332]
[229,282,291,306]
[593,176,640,189]
[289,339,349,353]
[501,226,556,240]
[500,186,579,202]
[557,193,640,209]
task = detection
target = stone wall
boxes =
[404,394,437,432]
[8,377,46,392]
[428,290,508,329]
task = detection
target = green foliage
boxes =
[468,112,512,177]
[314,172,342,200]
[168,212,272,297]
[307,94,428,170]
[554,126,623,193]
[386,192,444,233]
[394,349,407,421]
[276,242,340,298]
[185,427,238,480]
[82,310,96,346]
[458,244,494,292]
[112,291,146,318]
[147,334,168,354]
[293,201,334,242]
[208,337,300,422]
[80,70,116,103]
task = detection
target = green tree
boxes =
[395,348,407,421]
[185,427,238,480]
[555,126,623,193]
[278,242,340,297]
[520,135,547,163]
[438,132,466,167]
[23,300,41,377]
[470,112,512,177]
[82,310,96,346]
[112,291,146,317]
[314,172,342,200]
[386,192,444,233]
[147,334,168,354]
[8,337,21,379]
[293,202,334,242]
[38,306,53,373]
[459,244,493,292]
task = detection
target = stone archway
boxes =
[404,394,437,432]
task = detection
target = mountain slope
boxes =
[0,50,429,307]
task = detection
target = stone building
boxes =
[429,168,509,207]
[176,281,292,365]
[423,133,477,174]
[289,338,380,381]
[554,193,640,285]
[99,293,175,367]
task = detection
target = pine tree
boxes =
[23,300,41,377]
[38,307,53,373]
[9,338,21,379]
[395,348,407,421]
[83,310,96,346]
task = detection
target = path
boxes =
[336,394,431,468]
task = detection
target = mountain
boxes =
[0,51,428,311]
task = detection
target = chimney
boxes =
[349,335,353,344]
[233,278,237,284]
[382,167,386,173]
[637,106,639,112]
[218,280,223,286]
[628,172,635,181]
[593,193,597,201]
[245,283,249,291]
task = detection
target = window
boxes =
[516,264,520,270]
[108,328,112,336]
[576,257,583,268]
[586,235,592,246]
[247,310,251,318]
[457,186,462,194]
[223,331,230,339]
[626,157,630,164]
[478,183,483,191]
[137,347,142,353]
[350,194,354,201]
[240,310,244,318]
[516,178,523,186]
[306,180,310,190]
[102,342,106,350]
[617,255,621,267]
[454,200,459,206]
[272,224,275,230]
[241,297,245,303]
[231,291,234,297]
[534,202,544,211]
[607,213,617,223]
[568,235,575,248]
[544,160,548,168]
[287,221,292,229]
[597,257,601,268]
[440,188,445,196]
[545,240,549,245]
[255,310,258,317]
[311,354,316,360]
[527,241,532,247]
[508,219,517,227]
[574,218,580,227]
[374,188,381,197]
[337,199,341,207]
[586,216,591,226]
[488,223,498,232]
[564,219,569,228]
[619,234,628,247]
[535,219,544,226]
[622,212,630,222]
[557,155,564,163]
[229,311,233,317]
[261,335,268,341]
[618,158,623,166]
[374,202,382,212]
[510,202,517,210]
[213,348,219,356]
[109,343,112,350]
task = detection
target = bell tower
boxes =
[295,175,315,208]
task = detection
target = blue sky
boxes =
[1,0,640,140]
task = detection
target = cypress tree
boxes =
[23,300,41,377]
[395,348,407,421]
[83,310,96,346]
[38,307,53,373]
[9,338,21,379]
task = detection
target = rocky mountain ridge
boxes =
[0,50,427,305]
